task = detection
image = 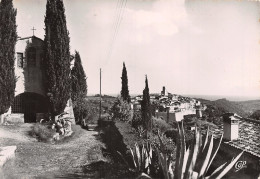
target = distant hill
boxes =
[234,100,260,115]
[196,98,248,117]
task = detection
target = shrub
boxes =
[100,122,128,159]
[73,98,89,124]
[152,117,171,134]
[109,98,131,122]
[132,111,143,129]
[30,123,56,142]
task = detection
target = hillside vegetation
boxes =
[250,110,260,120]
[234,100,260,115]
[197,98,248,117]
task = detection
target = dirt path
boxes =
[0,124,106,179]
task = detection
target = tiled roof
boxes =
[205,120,260,158]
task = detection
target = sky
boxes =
[13,0,260,98]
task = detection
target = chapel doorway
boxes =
[12,92,48,123]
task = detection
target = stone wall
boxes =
[155,109,196,122]
[5,114,24,123]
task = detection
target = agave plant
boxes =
[157,122,244,179]
[129,142,153,175]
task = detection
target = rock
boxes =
[87,124,98,131]
[0,146,17,167]
[53,133,60,141]
[64,131,73,137]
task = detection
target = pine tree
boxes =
[71,51,87,123]
[141,75,152,135]
[43,0,71,117]
[121,62,130,103]
[0,0,17,120]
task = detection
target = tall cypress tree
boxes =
[0,0,17,121]
[71,51,87,102]
[71,51,87,123]
[44,0,71,117]
[141,75,152,134]
[121,62,130,103]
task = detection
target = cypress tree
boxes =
[43,0,71,117]
[0,0,17,121]
[121,62,130,103]
[141,75,152,134]
[71,51,87,123]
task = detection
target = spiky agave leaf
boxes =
[135,143,141,171]
[205,162,227,178]
[157,147,170,179]
[129,147,137,169]
[202,126,209,151]
[198,135,214,178]
[181,148,190,179]
[205,134,223,174]
[174,122,182,179]
[207,151,244,179]
[184,127,200,179]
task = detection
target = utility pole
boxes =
[99,68,102,119]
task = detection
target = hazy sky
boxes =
[13,0,260,97]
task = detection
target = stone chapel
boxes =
[5,35,74,123]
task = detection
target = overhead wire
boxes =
[103,0,127,66]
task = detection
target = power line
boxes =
[108,0,127,60]
[102,0,122,67]
[104,0,127,66]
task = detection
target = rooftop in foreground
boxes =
[206,119,260,158]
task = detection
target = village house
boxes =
[4,35,75,124]
[208,113,260,178]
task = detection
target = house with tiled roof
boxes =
[206,113,260,178]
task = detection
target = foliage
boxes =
[100,121,128,161]
[128,142,153,175]
[200,98,247,118]
[132,110,143,129]
[72,98,89,124]
[43,0,71,116]
[109,98,131,121]
[152,117,171,134]
[0,0,17,114]
[156,123,244,179]
[121,62,130,103]
[250,110,260,120]
[30,123,56,142]
[71,51,87,101]
[71,51,88,123]
[141,75,152,134]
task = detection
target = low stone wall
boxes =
[5,114,24,123]
[155,109,196,122]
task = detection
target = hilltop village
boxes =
[131,86,206,122]
[0,0,260,178]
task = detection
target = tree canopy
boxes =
[141,75,152,133]
[0,0,17,114]
[121,62,130,103]
[71,51,88,123]
[43,0,71,116]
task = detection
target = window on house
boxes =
[27,47,36,66]
[17,53,23,68]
